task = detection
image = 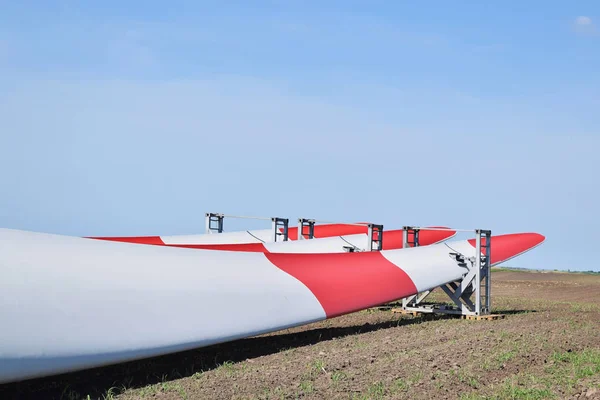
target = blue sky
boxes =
[0,1,598,271]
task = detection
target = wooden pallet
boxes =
[389,309,446,319]
[460,314,506,321]
[391,309,420,316]
[390,308,505,320]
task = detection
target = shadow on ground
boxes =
[500,309,537,315]
[1,308,536,400]
[0,316,430,400]
[378,301,536,317]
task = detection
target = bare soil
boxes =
[2,269,600,400]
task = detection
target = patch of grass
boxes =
[260,386,285,400]
[551,349,600,379]
[570,303,600,312]
[459,393,486,400]
[140,375,186,400]
[497,350,516,363]
[472,349,600,399]
[331,370,347,383]
[492,267,531,273]
[219,360,235,370]
[393,378,408,392]
[137,384,158,397]
[215,360,236,378]
[367,381,386,398]
[312,359,326,372]
[481,358,493,371]
[499,380,554,399]
[101,386,118,400]
[467,374,555,399]
[175,384,188,399]
[409,371,423,385]
[351,381,388,400]
[192,371,203,380]
[303,358,327,379]
[498,330,511,340]
[299,380,314,395]
[458,372,480,389]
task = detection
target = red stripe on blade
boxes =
[467,233,545,265]
[381,228,456,250]
[165,242,268,252]
[286,224,369,240]
[86,236,166,245]
[266,252,418,318]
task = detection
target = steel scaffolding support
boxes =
[341,223,384,252]
[205,213,224,234]
[272,217,289,242]
[367,223,384,251]
[402,226,420,249]
[297,218,316,240]
[400,227,492,316]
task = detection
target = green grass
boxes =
[351,381,388,400]
[460,380,554,400]
[331,370,347,383]
[498,382,554,399]
[497,350,517,364]
[462,349,600,399]
[458,372,480,389]
[393,378,408,392]
[551,349,600,379]
[298,380,314,395]
[367,381,386,397]
[491,266,600,275]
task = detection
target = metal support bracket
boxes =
[402,226,420,249]
[475,229,492,315]
[297,218,316,240]
[367,223,384,251]
[272,217,289,242]
[401,226,422,310]
[205,212,224,234]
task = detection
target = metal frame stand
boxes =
[402,226,420,248]
[367,223,384,251]
[205,213,224,234]
[272,217,289,242]
[297,218,316,240]
[401,228,492,316]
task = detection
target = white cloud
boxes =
[573,16,596,35]
[575,16,592,26]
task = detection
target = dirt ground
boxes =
[2,269,600,400]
